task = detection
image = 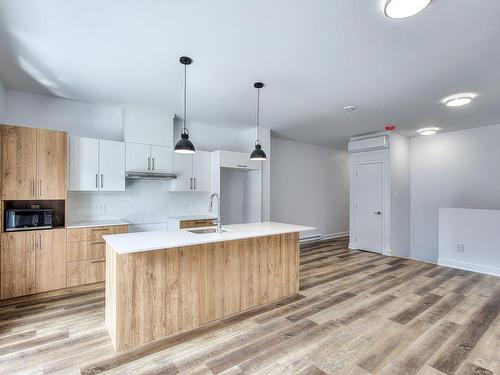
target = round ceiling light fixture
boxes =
[443,94,474,107]
[417,127,440,136]
[343,105,357,112]
[384,0,432,19]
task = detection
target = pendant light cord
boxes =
[256,86,260,144]
[183,63,187,134]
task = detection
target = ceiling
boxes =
[0,0,499,149]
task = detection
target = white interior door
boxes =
[99,140,125,191]
[355,162,383,253]
[68,137,99,191]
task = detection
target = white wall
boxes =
[411,123,500,262]
[439,208,500,276]
[3,89,123,140]
[390,133,411,257]
[271,137,349,239]
[0,79,6,121]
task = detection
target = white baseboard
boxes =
[322,231,349,240]
[438,257,500,277]
[300,231,349,243]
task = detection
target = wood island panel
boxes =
[106,232,300,351]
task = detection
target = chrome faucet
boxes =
[209,193,222,233]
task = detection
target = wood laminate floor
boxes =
[0,237,499,375]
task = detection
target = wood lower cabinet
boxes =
[35,228,66,293]
[179,219,217,229]
[66,225,128,287]
[1,125,67,200]
[0,228,66,299]
[0,231,36,299]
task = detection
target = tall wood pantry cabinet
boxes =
[1,125,67,200]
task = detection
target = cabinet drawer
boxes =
[67,241,105,262]
[67,225,128,242]
[67,259,105,287]
[179,219,217,229]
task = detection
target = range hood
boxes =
[126,171,177,180]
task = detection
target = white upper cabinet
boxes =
[69,137,99,191]
[126,143,151,172]
[170,153,193,192]
[69,137,125,192]
[125,143,174,173]
[151,145,173,173]
[99,140,125,191]
[169,151,210,192]
[218,150,261,170]
[122,106,174,147]
[192,151,210,191]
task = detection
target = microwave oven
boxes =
[5,208,53,232]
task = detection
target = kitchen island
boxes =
[103,222,313,351]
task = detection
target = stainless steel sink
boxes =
[187,228,229,234]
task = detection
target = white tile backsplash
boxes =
[67,180,211,223]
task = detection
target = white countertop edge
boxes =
[104,222,315,254]
[66,220,130,229]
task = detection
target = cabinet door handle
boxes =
[152,157,155,171]
[91,259,105,264]
[148,157,151,170]
[189,177,192,190]
[193,177,196,190]
[38,180,42,197]
[32,180,35,197]
[96,174,99,189]
[100,174,103,189]
[237,164,247,168]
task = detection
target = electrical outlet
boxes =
[99,204,106,213]
[457,243,465,253]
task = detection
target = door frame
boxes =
[349,149,391,255]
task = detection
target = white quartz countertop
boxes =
[66,219,130,229]
[104,222,315,254]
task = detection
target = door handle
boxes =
[96,174,99,189]
[189,177,193,190]
[100,174,103,189]
[39,180,42,197]
[152,157,155,171]
[32,180,35,197]
[373,211,382,215]
[148,157,151,170]
[193,177,196,190]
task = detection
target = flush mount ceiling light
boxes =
[384,0,432,19]
[174,56,196,154]
[443,94,475,107]
[343,105,357,112]
[250,82,267,161]
[417,127,440,136]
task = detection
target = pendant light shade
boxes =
[250,82,267,161]
[174,56,196,154]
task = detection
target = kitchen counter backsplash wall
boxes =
[67,180,211,223]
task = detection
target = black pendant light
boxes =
[250,82,267,161]
[174,56,196,154]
